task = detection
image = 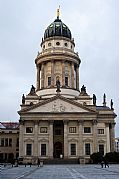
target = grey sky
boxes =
[0,0,119,136]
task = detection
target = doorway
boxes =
[53,120,64,158]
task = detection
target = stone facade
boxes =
[18,13,116,164]
[0,122,19,162]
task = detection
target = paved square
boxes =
[0,164,119,179]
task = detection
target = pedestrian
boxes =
[103,157,109,168]
[100,160,104,168]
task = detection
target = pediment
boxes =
[20,95,96,114]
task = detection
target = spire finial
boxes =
[103,93,106,106]
[57,5,60,19]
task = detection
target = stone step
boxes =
[43,158,79,164]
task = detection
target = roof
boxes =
[0,122,19,129]
[96,106,111,110]
[44,18,72,40]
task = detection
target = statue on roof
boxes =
[80,85,87,95]
[93,94,96,106]
[103,93,106,106]
[22,94,25,104]
[29,85,36,95]
[111,99,114,110]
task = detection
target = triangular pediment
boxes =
[19,95,96,114]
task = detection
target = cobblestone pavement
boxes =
[0,164,119,179]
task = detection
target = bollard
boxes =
[25,164,26,167]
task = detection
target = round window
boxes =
[48,43,51,46]
[56,42,60,46]
[64,43,68,47]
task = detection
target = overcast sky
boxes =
[0,0,119,136]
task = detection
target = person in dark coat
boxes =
[103,157,109,168]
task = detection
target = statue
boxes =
[22,94,25,104]
[103,93,106,106]
[56,79,61,92]
[93,94,96,105]
[111,99,114,110]
[29,85,36,95]
[80,85,86,95]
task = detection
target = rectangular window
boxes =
[69,127,76,133]
[99,144,104,155]
[5,138,8,147]
[71,144,76,155]
[41,144,46,156]
[40,127,47,133]
[1,138,4,146]
[48,77,51,86]
[98,129,104,134]
[26,144,32,155]
[84,127,91,133]
[65,77,68,86]
[9,138,12,147]
[85,143,90,155]
[26,127,33,133]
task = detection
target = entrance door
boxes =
[53,120,64,158]
[54,142,62,158]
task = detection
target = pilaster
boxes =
[93,120,98,153]
[62,60,65,86]
[76,65,79,90]
[71,62,74,88]
[51,60,54,86]
[64,120,68,158]
[41,63,44,89]
[34,121,38,156]
[49,120,54,158]
[78,120,83,156]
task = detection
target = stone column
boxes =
[41,63,44,89]
[78,121,83,156]
[62,60,65,86]
[34,121,38,157]
[106,123,110,153]
[64,120,68,158]
[93,120,98,153]
[76,65,79,90]
[19,120,24,157]
[71,62,74,88]
[49,121,54,158]
[36,65,40,90]
[110,123,115,152]
[51,60,54,87]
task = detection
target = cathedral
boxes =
[18,10,116,164]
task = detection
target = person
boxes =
[100,160,104,168]
[103,157,109,168]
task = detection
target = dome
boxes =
[44,18,72,40]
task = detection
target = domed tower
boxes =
[35,9,81,98]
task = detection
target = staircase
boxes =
[43,158,79,164]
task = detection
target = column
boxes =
[64,120,68,158]
[106,123,110,153]
[71,62,74,88]
[76,65,79,90]
[49,121,54,158]
[93,120,98,153]
[51,60,54,87]
[36,65,40,90]
[41,63,44,89]
[62,60,65,86]
[78,121,83,156]
[19,120,24,157]
[110,123,115,152]
[34,121,38,156]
